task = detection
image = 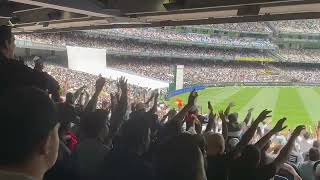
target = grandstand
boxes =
[5,2,320,180]
[12,19,320,129]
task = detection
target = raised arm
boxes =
[224,102,235,116]
[148,91,159,114]
[83,90,90,108]
[169,90,198,126]
[109,77,128,138]
[73,85,86,102]
[244,108,254,126]
[255,118,287,150]
[273,125,305,169]
[234,109,272,152]
[84,77,106,113]
[144,92,155,105]
[205,101,216,132]
[219,111,229,142]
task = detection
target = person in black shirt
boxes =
[34,59,61,102]
[206,133,230,180]
[100,112,152,180]
[229,123,305,180]
[0,25,60,100]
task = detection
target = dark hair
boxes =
[118,112,151,150]
[0,25,12,49]
[310,148,320,161]
[80,112,108,139]
[314,140,320,148]
[56,103,78,136]
[303,131,311,139]
[0,87,58,165]
[65,92,74,104]
[228,113,238,123]
[153,134,204,180]
[241,145,261,168]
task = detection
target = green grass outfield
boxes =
[167,86,320,131]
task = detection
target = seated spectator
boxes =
[0,87,60,180]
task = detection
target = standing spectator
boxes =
[34,59,61,102]
[299,148,320,180]
[0,25,60,98]
[0,87,60,180]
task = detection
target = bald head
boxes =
[206,133,225,156]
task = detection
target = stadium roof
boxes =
[2,0,320,33]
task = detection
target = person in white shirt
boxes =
[299,148,320,180]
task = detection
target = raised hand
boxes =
[95,76,106,92]
[219,110,227,123]
[187,89,198,106]
[292,125,306,137]
[117,76,128,93]
[208,101,213,112]
[154,90,160,99]
[255,109,272,124]
[271,118,287,133]
[228,102,236,108]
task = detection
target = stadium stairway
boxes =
[264,21,279,36]
[267,51,285,62]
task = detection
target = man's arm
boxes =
[73,85,86,103]
[169,90,198,126]
[144,92,155,105]
[205,101,216,132]
[243,108,254,126]
[83,90,90,109]
[255,118,287,150]
[234,109,272,152]
[84,77,106,113]
[219,111,228,142]
[148,91,159,114]
[108,77,128,139]
[224,102,235,116]
[273,125,305,170]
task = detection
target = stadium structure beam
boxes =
[173,0,310,9]
[14,11,320,34]
[12,15,145,33]
[8,0,120,17]
[13,9,87,24]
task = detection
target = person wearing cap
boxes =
[0,25,60,101]
[0,87,60,180]
[33,59,61,102]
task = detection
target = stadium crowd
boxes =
[22,59,153,110]
[16,29,277,51]
[16,30,320,64]
[198,22,272,33]
[107,58,320,85]
[16,32,272,60]
[280,49,320,63]
[4,25,320,180]
[271,19,320,33]
[87,28,277,49]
